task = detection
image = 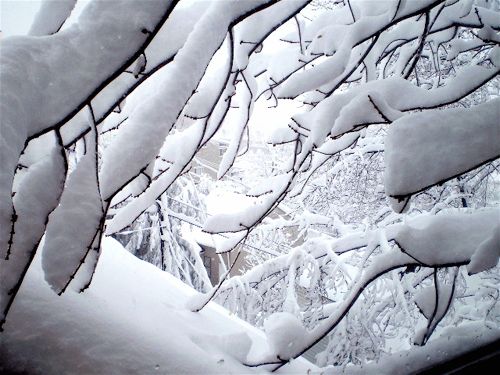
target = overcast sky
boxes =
[0,0,41,36]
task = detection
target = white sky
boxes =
[0,0,41,36]
[0,0,90,37]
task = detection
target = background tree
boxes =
[113,176,211,292]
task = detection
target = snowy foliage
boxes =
[1,0,499,372]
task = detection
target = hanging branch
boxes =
[0,129,68,331]
[403,12,431,80]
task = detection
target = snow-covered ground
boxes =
[0,237,315,374]
[324,322,499,375]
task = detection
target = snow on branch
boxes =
[243,209,498,369]
[99,0,279,201]
[28,0,77,36]
[0,145,66,330]
[385,98,500,200]
[42,114,104,295]
[1,0,499,370]
[277,0,446,98]
[0,0,178,259]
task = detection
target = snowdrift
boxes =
[0,237,314,374]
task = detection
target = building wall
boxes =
[199,244,249,286]
[192,139,300,283]
[192,140,228,180]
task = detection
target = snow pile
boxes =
[264,312,307,360]
[0,237,315,374]
[191,331,253,363]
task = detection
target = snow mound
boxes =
[264,312,307,360]
[0,237,315,374]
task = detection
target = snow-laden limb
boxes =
[234,0,310,70]
[103,0,310,225]
[188,247,246,312]
[385,99,500,198]
[105,120,208,234]
[61,1,212,147]
[144,1,210,74]
[413,271,456,346]
[378,1,496,69]
[59,108,97,146]
[218,73,256,179]
[331,92,401,136]
[42,127,103,295]
[269,0,498,120]
[99,0,275,201]
[215,163,305,238]
[105,1,313,237]
[248,174,295,197]
[0,148,66,330]
[277,0,443,98]
[467,224,500,275]
[246,209,499,369]
[294,63,499,145]
[28,0,77,36]
[288,132,360,197]
[204,172,292,235]
[244,249,416,368]
[0,0,175,256]
[203,199,265,232]
[63,0,309,148]
[67,233,102,294]
[326,223,401,255]
[394,209,499,266]
[184,38,234,120]
[12,132,59,193]
[213,231,249,254]
[219,249,304,294]
[268,126,298,145]
[107,22,314,238]
[104,37,237,234]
